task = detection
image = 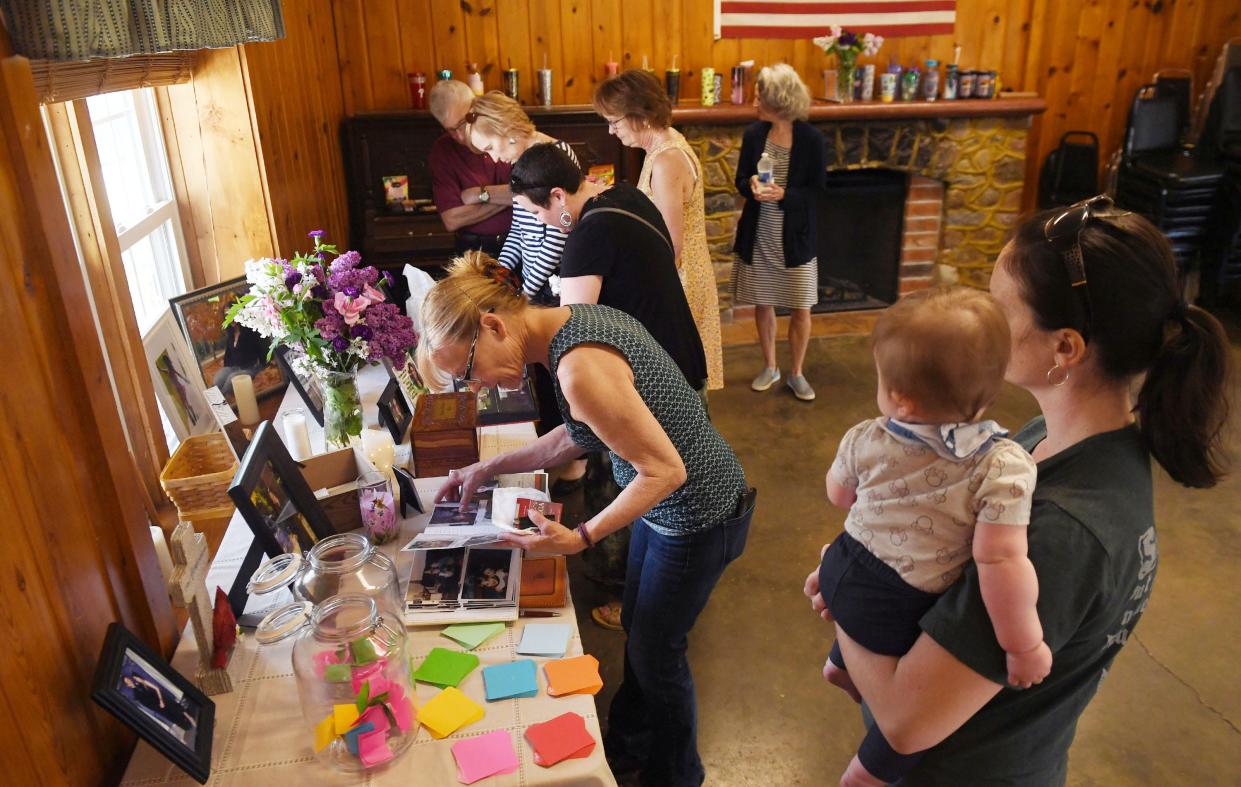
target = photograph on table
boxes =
[376,376,413,443]
[143,311,213,444]
[461,548,515,600]
[473,377,540,426]
[273,347,324,426]
[169,277,287,404]
[228,421,336,558]
[429,500,482,526]
[91,622,215,784]
[407,547,466,606]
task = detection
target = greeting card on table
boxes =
[524,711,596,766]
[412,647,480,688]
[442,622,505,651]
[419,687,485,739]
[544,654,603,697]
[451,730,520,784]
[482,659,538,701]
[516,624,572,657]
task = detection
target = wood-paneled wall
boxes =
[235,0,1240,271]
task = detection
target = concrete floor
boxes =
[561,307,1241,786]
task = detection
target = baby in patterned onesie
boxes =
[817,287,1049,783]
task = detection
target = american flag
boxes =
[714,0,957,39]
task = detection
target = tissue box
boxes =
[300,447,370,533]
[411,392,479,478]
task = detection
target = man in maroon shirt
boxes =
[428,80,514,256]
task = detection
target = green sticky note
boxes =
[412,647,480,688]
[355,680,370,714]
[324,663,351,683]
[441,622,505,651]
[351,637,377,664]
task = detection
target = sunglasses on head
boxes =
[450,111,478,133]
[1042,194,1130,342]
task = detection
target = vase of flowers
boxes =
[225,231,417,450]
[814,27,884,103]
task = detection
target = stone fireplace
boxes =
[681,113,1034,326]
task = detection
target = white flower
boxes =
[863,33,884,57]
[813,35,835,51]
[831,24,843,39]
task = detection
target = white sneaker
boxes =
[787,374,816,401]
[751,367,781,392]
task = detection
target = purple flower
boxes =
[284,270,303,289]
[331,336,349,352]
[382,270,396,288]
[311,284,330,299]
[351,324,373,340]
[308,229,325,239]
[839,31,859,48]
[343,286,361,298]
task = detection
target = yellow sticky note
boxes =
[333,703,359,735]
[418,687,485,739]
[313,712,335,753]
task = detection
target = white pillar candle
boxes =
[282,409,312,461]
[232,373,260,424]
[149,526,173,585]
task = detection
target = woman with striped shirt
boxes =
[468,92,580,305]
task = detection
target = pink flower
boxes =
[333,291,371,326]
[362,284,385,303]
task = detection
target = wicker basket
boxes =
[159,432,239,519]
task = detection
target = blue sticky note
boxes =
[482,659,538,702]
[343,721,375,755]
[515,624,572,657]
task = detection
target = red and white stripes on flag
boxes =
[714,0,957,40]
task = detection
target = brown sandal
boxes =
[591,600,623,631]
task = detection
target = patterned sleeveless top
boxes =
[548,304,747,535]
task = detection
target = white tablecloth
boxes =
[122,370,616,786]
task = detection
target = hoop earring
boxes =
[559,209,573,228]
[1046,363,1070,387]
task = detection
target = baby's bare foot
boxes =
[823,659,862,704]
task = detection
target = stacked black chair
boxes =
[1037,131,1099,208]
[1201,67,1241,294]
[1115,83,1225,274]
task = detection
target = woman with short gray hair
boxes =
[732,64,826,401]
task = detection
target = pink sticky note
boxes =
[368,674,392,698]
[390,697,415,733]
[452,730,519,784]
[357,729,394,768]
[313,649,342,678]
[387,681,405,703]
[355,704,392,735]
[352,659,388,694]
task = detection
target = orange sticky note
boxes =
[333,703,360,734]
[313,712,336,752]
[418,687,485,739]
[544,654,603,697]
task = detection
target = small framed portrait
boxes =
[474,377,539,426]
[229,421,336,558]
[143,311,214,444]
[377,377,413,443]
[272,347,324,426]
[91,622,214,784]
[169,277,287,404]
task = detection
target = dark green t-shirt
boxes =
[897,417,1159,786]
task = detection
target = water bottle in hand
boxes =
[756,152,774,194]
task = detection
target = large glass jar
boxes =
[248,533,402,619]
[256,595,415,772]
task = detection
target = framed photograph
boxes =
[273,347,324,426]
[377,377,413,443]
[91,622,214,784]
[383,354,424,415]
[474,377,539,426]
[228,421,336,558]
[143,311,214,443]
[169,277,287,404]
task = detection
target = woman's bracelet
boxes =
[576,523,594,549]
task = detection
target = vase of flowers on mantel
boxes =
[814,26,884,103]
[225,230,417,450]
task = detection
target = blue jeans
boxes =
[605,504,754,787]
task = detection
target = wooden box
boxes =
[411,392,479,478]
[300,447,369,532]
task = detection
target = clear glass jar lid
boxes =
[248,552,304,595]
[254,601,313,644]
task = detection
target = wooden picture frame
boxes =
[169,277,287,403]
[376,376,413,444]
[142,311,214,443]
[91,622,215,784]
[228,421,336,559]
[272,347,324,426]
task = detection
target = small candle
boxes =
[150,526,173,584]
[232,374,260,424]
[282,408,312,461]
[605,51,618,77]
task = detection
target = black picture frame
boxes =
[91,622,215,784]
[228,420,337,559]
[473,377,540,426]
[272,347,325,426]
[169,277,288,403]
[376,377,413,443]
[393,465,424,517]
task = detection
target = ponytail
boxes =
[1136,304,1233,488]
